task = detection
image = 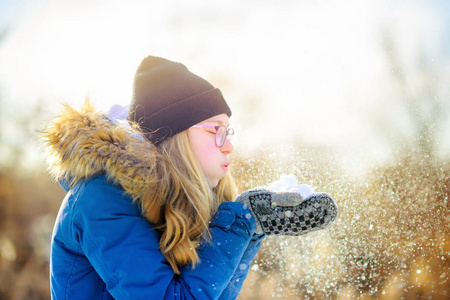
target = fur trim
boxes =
[41,100,158,202]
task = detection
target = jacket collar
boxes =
[42,100,157,202]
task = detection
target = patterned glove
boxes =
[236,189,338,236]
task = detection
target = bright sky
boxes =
[0,0,449,170]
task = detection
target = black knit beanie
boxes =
[127,56,232,144]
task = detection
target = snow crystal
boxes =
[231,142,449,298]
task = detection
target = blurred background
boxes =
[0,0,449,299]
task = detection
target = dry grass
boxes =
[0,146,448,299]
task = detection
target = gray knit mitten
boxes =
[236,189,338,236]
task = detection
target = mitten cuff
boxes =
[210,202,256,236]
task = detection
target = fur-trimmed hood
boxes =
[42,100,159,201]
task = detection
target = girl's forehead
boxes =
[200,113,230,126]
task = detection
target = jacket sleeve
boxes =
[178,202,259,299]
[71,178,257,300]
[217,233,265,300]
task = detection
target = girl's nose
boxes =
[220,138,234,155]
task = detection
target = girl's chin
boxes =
[208,174,226,188]
[209,181,219,188]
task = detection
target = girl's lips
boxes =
[222,162,230,171]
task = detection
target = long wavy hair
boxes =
[141,130,237,274]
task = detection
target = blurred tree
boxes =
[0,27,8,43]
[0,1,40,171]
[377,28,449,161]
[0,24,7,167]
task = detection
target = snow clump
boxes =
[267,174,315,199]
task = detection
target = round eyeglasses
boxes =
[191,124,235,147]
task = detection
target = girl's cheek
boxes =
[199,140,216,155]
[198,145,219,167]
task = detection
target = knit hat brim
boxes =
[136,88,231,144]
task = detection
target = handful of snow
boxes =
[267,174,315,200]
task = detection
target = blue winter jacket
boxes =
[43,103,264,299]
[51,176,263,300]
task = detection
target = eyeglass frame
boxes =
[190,124,234,147]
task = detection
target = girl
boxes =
[42,56,337,299]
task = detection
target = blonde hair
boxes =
[141,130,237,274]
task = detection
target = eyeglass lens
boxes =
[215,125,227,147]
